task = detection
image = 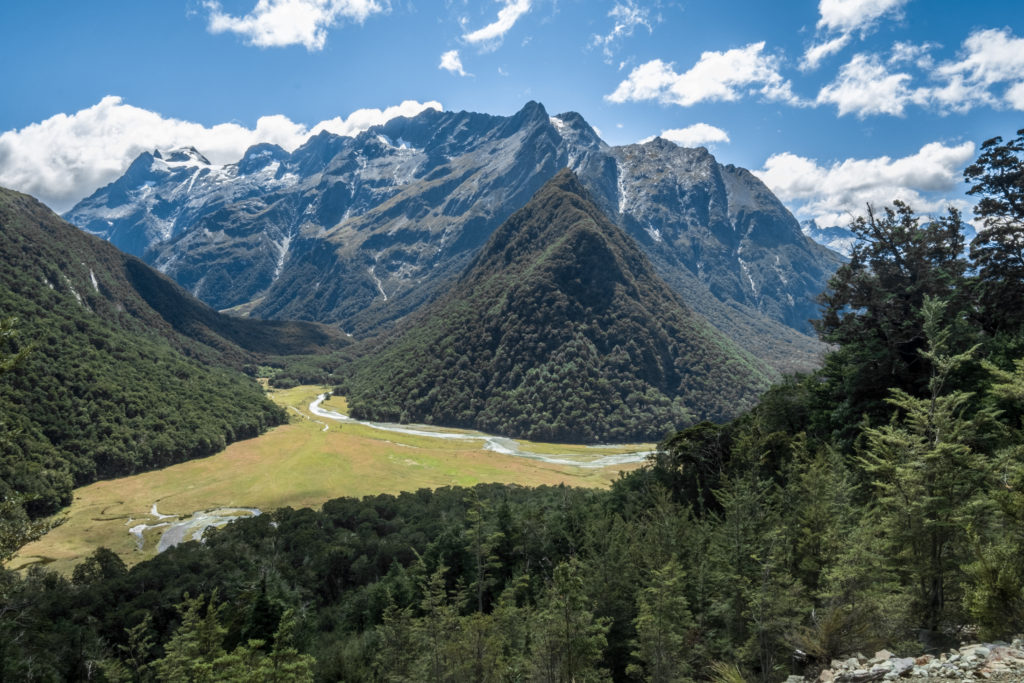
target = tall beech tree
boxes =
[966,129,1024,334]
[814,201,970,443]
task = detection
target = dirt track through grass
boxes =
[10,386,648,575]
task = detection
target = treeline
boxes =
[3,131,1024,682]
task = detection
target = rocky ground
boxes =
[788,639,1024,681]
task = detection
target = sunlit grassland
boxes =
[10,386,648,575]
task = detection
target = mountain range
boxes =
[65,102,841,374]
[346,170,773,442]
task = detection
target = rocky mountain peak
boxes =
[158,146,212,165]
[550,111,607,151]
[238,143,289,175]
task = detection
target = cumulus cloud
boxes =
[754,141,975,227]
[307,99,443,136]
[607,42,802,107]
[0,96,441,213]
[591,1,654,63]
[801,34,852,71]
[889,41,936,69]
[642,123,730,147]
[932,28,1024,112]
[816,0,908,34]
[1007,81,1024,111]
[815,29,1024,117]
[439,49,469,76]
[816,53,917,117]
[801,0,908,71]
[462,0,531,49]
[203,0,386,50]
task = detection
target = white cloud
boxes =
[816,0,908,35]
[889,41,936,69]
[642,123,730,147]
[801,0,908,71]
[591,1,654,62]
[816,53,916,117]
[1007,81,1024,111]
[815,29,1024,117]
[936,28,1024,86]
[307,100,443,137]
[439,49,469,76]
[933,28,1024,111]
[754,140,975,227]
[203,0,386,51]
[607,42,802,107]
[0,96,441,213]
[801,34,851,71]
[921,74,992,115]
[462,0,531,49]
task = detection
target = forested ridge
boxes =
[4,132,1024,682]
[344,170,773,443]
[0,187,347,520]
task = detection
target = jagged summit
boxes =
[345,169,773,443]
[157,146,211,165]
[238,143,289,174]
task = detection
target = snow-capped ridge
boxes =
[156,146,211,166]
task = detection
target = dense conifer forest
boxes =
[2,130,1024,682]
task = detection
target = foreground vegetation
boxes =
[2,130,1024,682]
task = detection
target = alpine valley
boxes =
[6,94,1024,683]
[66,101,841,375]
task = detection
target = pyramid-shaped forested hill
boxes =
[346,169,774,443]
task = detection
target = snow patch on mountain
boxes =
[274,234,293,282]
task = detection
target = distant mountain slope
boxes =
[345,170,774,443]
[801,219,976,259]
[0,187,347,517]
[65,102,837,372]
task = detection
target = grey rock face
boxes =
[64,102,839,370]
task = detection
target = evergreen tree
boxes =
[463,492,505,615]
[414,563,464,682]
[486,578,532,682]
[964,358,1024,636]
[154,593,229,683]
[261,608,315,683]
[531,558,611,683]
[859,298,997,630]
[627,559,695,682]
[374,595,418,682]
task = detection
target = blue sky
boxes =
[1,0,1022,227]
